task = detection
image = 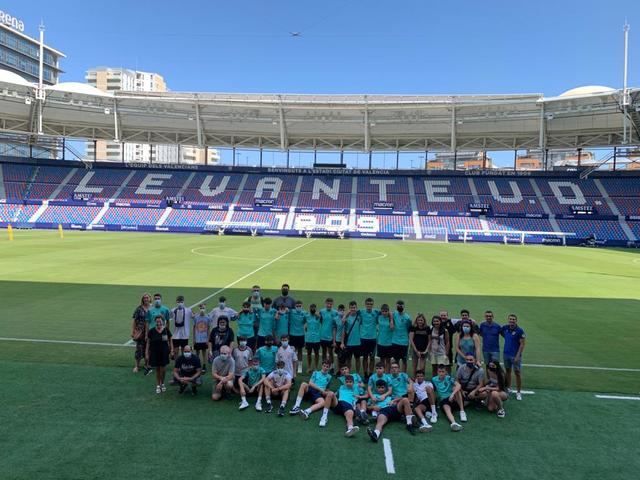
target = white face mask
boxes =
[220,353,229,360]
[219,302,225,309]
[240,341,247,347]
[276,369,285,375]
[184,352,192,358]
[281,341,289,348]
[177,302,184,309]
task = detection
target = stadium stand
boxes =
[1,158,638,245]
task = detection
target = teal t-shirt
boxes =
[244,366,265,387]
[305,314,322,343]
[237,311,256,338]
[392,312,411,346]
[343,313,361,346]
[334,315,346,342]
[289,309,306,336]
[146,306,171,329]
[432,374,456,400]
[377,314,393,346]
[337,384,360,406]
[257,308,276,337]
[359,308,379,340]
[309,370,332,391]
[388,372,409,398]
[338,373,365,395]
[369,393,392,409]
[275,311,289,339]
[368,373,391,391]
[319,308,338,341]
[255,346,278,373]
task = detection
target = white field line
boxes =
[595,395,640,401]
[382,438,395,474]
[0,337,133,347]
[518,390,535,395]
[187,239,316,309]
[124,339,135,346]
[524,363,640,373]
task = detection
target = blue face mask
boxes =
[219,302,225,309]
[154,300,161,307]
[177,303,184,309]
[184,352,192,358]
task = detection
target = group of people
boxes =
[131,284,526,438]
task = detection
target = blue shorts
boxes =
[503,355,522,371]
[360,339,377,356]
[379,405,402,421]
[483,351,500,365]
[305,388,324,403]
[333,400,354,416]
[377,345,393,359]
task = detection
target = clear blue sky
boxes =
[5,0,640,167]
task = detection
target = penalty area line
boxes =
[0,337,133,348]
[382,438,395,474]
[187,239,316,309]
[524,363,640,373]
[595,395,640,401]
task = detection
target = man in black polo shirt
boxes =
[173,345,203,395]
[273,283,296,311]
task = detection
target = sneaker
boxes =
[425,411,433,418]
[300,409,310,420]
[516,392,522,401]
[265,402,273,414]
[319,415,328,427]
[459,411,468,422]
[133,366,139,373]
[155,385,161,394]
[430,413,438,424]
[406,424,416,435]
[419,423,432,433]
[497,409,506,418]
[278,405,286,417]
[144,367,153,376]
[178,384,186,394]
[255,402,263,412]
[371,411,378,418]
[360,411,369,425]
[450,422,463,432]
[201,366,207,374]
[507,387,513,394]
[289,406,301,416]
[239,400,250,410]
[367,427,379,443]
[160,384,166,393]
[345,426,359,437]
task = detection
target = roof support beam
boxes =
[278,96,288,151]
[364,95,370,152]
[113,99,120,143]
[450,106,456,152]
[195,102,203,147]
[538,103,546,152]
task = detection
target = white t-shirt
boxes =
[171,307,193,340]
[276,346,298,377]
[413,380,434,402]
[210,306,238,323]
[267,370,292,388]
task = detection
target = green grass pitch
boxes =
[1,229,639,479]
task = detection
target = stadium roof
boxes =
[0,69,638,151]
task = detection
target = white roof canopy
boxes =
[0,70,637,151]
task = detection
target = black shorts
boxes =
[290,335,305,350]
[360,339,377,356]
[344,345,362,359]
[332,400,354,416]
[304,388,324,403]
[194,342,208,352]
[391,344,408,361]
[380,405,402,421]
[172,338,188,348]
[320,339,334,349]
[246,336,257,351]
[256,336,267,348]
[439,398,460,410]
[305,342,320,353]
[417,398,432,409]
[377,345,393,359]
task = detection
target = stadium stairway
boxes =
[593,179,636,241]
[529,178,562,233]
[156,207,173,227]
[0,164,5,199]
[48,168,79,200]
[88,203,110,228]
[27,200,49,223]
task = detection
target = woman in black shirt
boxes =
[409,313,430,377]
[146,316,174,394]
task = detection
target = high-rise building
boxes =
[0,10,65,85]
[85,67,218,165]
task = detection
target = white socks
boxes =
[406,415,414,426]
[294,396,303,408]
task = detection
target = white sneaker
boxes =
[239,400,250,410]
[160,384,166,393]
[255,402,262,412]
[319,415,328,427]
[155,385,161,394]
[430,413,438,424]
[459,411,467,422]
[516,392,522,401]
[497,409,506,418]
[371,411,378,418]
[450,422,463,432]
[419,423,432,433]
[345,426,359,437]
